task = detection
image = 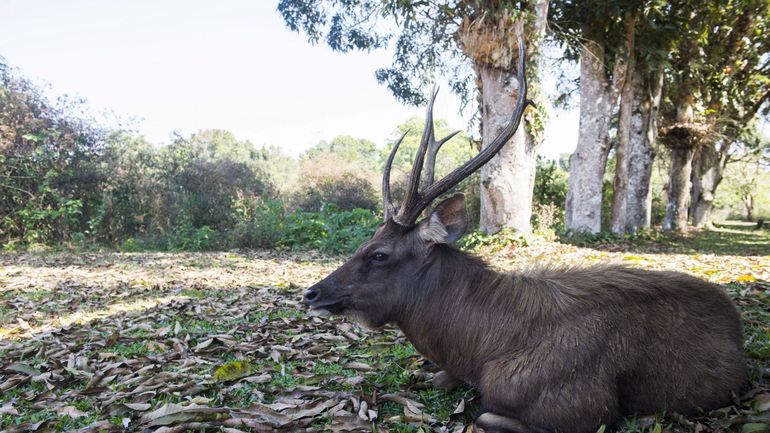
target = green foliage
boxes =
[166,223,218,252]
[458,228,530,251]
[0,60,107,244]
[279,1,544,108]
[532,157,568,234]
[294,171,379,212]
[304,135,382,171]
[559,227,676,251]
[229,199,287,249]
[533,156,568,206]
[292,135,383,212]
[716,157,770,221]
[282,204,380,254]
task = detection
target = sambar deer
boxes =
[303,36,747,433]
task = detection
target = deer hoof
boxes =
[432,370,462,391]
[476,412,533,433]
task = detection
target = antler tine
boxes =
[382,130,408,221]
[394,86,439,224]
[421,129,462,189]
[398,33,531,226]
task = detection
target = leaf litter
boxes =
[0,243,767,432]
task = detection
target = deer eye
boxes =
[370,252,389,262]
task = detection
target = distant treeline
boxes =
[0,59,766,252]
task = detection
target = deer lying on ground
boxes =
[303,36,747,433]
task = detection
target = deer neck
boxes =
[393,246,513,383]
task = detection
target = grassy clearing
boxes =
[0,225,768,432]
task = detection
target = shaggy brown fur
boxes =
[304,195,747,433]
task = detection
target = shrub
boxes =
[293,153,379,211]
[458,228,530,251]
[533,157,568,207]
[282,204,380,254]
[165,222,219,252]
[532,157,567,233]
[294,172,379,212]
[532,203,562,240]
[229,199,286,249]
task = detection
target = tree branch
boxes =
[0,182,35,198]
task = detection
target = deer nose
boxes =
[304,288,320,304]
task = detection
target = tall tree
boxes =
[659,0,770,231]
[687,0,770,227]
[0,58,107,243]
[278,1,549,233]
[610,1,675,234]
[611,67,664,233]
[550,0,641,234]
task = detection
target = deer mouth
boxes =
[308,299,347,315]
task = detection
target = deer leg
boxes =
[475,412,534,433]
[432,370,462,391]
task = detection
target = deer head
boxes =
[303,35,530,328]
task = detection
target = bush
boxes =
[282,204,380,254]
[533,157,568,207]
[293,153,379,212]
[458,228,530,251]
[165,222,219,252]
[531,203,562,239]
[1,61,107,244]
[294,172,379,212]
[229,199,286,249]
[532,157,567,232]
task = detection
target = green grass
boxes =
[2,231,767,433]
[0,394,103,431]
[563,222,770,256]
[111,341,152,358]
[735,287,770,362]
[181,288,209,298]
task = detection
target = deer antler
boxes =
[419,87,462,189]
[383,34,530,227]
[382,130,408,222]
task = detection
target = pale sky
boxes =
[0,0,579,158]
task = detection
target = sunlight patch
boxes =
[0,295,180,341]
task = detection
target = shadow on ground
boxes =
[571,221,770,257]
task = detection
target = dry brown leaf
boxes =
[0,401,19,416]
[139,402,228,426]
[344,361,372,371]
[55,405,88,418]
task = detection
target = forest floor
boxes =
[0,222,768,433]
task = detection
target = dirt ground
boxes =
[1,226,769,432]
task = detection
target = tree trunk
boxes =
[463,0,548,234]
[564,42,616,234]
[745,195,754,221]
[690,141,729,227]
[610,46,636,234]
[662,146,695,231]
[478,66,538,233]
[565,19,633,234]
[611,68,662,233]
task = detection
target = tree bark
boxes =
[662,34,698,234]
[744,194,754,221]
[611,68,662,233]
[564,42,616,234]
[465,0,548,234]
[662,145,696,231]
[690,141,730,227]
[565,19,633,234]
[478,66,538,233]
[610,43,636,234]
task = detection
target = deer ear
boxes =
[419,193,468,244]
